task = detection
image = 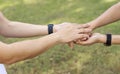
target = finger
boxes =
[78,29,92,34]
[75,40,84,45]
[81,37,88,41]
[78,34,89,39]
[68,42,74,49]
[70,42,74,49]
[68,42,71,48]
[76,41,89,45]
[82,24,90,28]
[76,39,81,44]
[88,32,92,37]
[78,24,90,29]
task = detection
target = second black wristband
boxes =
[48,24,54,34]
[104,34,112,46]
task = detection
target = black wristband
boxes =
[104,34,112,46]
[48,24,54,34]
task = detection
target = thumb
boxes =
[80,24,90,28]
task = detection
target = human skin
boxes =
[86,2,120,30]
[74,2,120,46]
[0,12,91,65]
[77,33,120,45]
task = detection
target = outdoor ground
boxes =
[0,0,120,74]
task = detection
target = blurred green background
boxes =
[0,0,120,74]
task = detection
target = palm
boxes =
[77,33,100,45]
[85,34,99,45]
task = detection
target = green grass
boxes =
[0,0,120,74]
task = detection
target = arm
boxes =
[87,2,120,30]
[99,34,120,44]
[76,33,120,45]
[0,12,59,37]
[0,33,59,65]
[0,25,90,65]
[0,12,87,38]
[1,21,49,37]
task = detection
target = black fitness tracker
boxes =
[48,24,54,34]
[104,34,112,46]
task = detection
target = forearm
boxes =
[2,33,60,64]
[0,21,51,37]
[0,12,57,37]
[0,24,89,64]
[89,2,120,29]
[111,35,120,44]
[99,34,120,44]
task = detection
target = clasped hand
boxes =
[67,24,105,48]
[55,22,105,48]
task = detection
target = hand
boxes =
[54,22,92,48]
[67,33,92,49]
[68,22,98,48]
[55,25,91,43]
[76,33,106,45]
[80,23,95,32]
[54,22,90,32]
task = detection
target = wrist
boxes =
[50,33,61,44]
[98,34,106,43]
[104,34,112,46]
[53,25,57,33]
[48,24,54,34]
[88,21,99,30]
